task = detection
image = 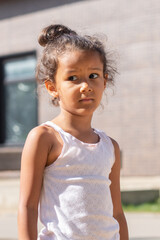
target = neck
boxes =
[53,109,93,134]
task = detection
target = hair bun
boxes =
[38,24,77,47]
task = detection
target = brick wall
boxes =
[0,0,159,176]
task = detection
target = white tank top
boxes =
[38,121,120,240]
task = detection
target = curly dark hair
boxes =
[36,24,117,105]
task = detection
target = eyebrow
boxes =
[88,67,103,71]
[65,68,103,74]
[64,70,79,74]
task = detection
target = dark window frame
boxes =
[0,51,37,146]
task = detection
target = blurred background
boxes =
[0,0,160,239]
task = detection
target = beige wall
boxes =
[0,0,160,176]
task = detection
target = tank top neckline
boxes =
[45,121,102,146]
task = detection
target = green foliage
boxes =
[122,198,160,213]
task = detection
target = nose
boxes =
[80,82,93,93]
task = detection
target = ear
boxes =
[104,73,108,89]
[45,80,59,98]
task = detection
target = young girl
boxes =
[18,24,129,240]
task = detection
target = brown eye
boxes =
[68,75,78,81]
[89,73,99,79]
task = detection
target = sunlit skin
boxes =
[54,50,106,115]
[45,50,107,143]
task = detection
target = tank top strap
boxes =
[94,128,115,167]
[93,128,112,144]
[43,121,63,132]
[41,121,68,143]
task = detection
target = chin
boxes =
[60,103,98,116]
[77,107,97,115]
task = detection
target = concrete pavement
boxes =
[0,171,160,240]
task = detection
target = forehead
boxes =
[58,50,103,69]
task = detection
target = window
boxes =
[0,52,37,145]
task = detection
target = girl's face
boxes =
[47,50,107,116]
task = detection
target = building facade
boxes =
[0,0,160,176]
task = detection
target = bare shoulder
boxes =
[25,124,61,151]
[26,124,55,142]
[107,137,121,170]
[22,124,60,165]
[108,137,120,153]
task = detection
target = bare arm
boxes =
[18,126,51,240]
[109,139,129,240]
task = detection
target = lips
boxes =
[79,98,94,102]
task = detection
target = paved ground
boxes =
[0,171,160,240]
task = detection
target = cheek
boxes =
[58,85,78,102]
[95,82,105,94]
